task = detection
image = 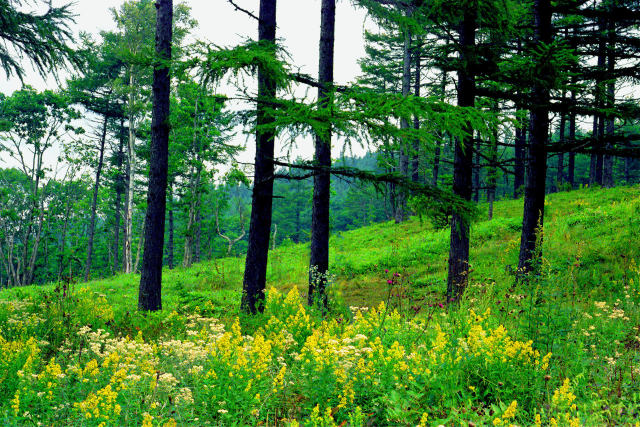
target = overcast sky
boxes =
[0,1,371,171]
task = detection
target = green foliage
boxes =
[0,0,80,80]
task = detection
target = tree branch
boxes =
[226,0,260,22]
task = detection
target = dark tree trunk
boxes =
[138,0,173,312]
[603,9,616,188]
[241,0,278,314]
[84,114,109,282]
[114,118,125,272]
[308,0,335,307]
[447,7,476,301]
[195,206,201,263]
[518,0,551,273]
[514,125,526,198]
[591,14,606,187]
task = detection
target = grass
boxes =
[1,185,640,426]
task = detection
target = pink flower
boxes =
[384,269,389,273]
[387,279,393,284]
[438,303,444,308]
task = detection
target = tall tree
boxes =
[308,0,336,307]
[138,0,173,311]
[67,38,124,282]
[241,0,278,314]
[446,5,477,301]
[518,0,552,273]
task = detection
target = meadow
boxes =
[1,186,640,426]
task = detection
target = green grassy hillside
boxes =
[1,186,639,426]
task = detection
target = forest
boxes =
[1,0,640,425]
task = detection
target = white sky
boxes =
[0,0,371,173]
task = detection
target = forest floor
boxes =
[1,186,640,426]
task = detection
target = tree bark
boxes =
[602,8,616,188]
[139,0,173,311]
[518,0,552,273]
[124,71,136,274]
[446,7,476,301]
[514,125,526,198]
[590,14,606,186]
[84,113,109,282]
[241,0,278,314]
[394,25,412,223]
[308,0,335,307]
[113,118,125,272]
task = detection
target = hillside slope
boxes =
[6,186,635,314]
[1,186,639,426]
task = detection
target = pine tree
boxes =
[138,0,173,312]
[308,0,336,307]
[241,0,278,314]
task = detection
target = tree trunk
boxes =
[84,113,109,282]
[241,0,278,314]
[195,206,201,263]
[124,71,136,274]
[518,0,551,273]
[514,125,526,199]
[114,118,125,272]
[568,104,576,189]
[394,26,412,224]
[446,7,476,301]
[603,9,616,188]
[591,14,607,187]
[139,0,173,311]
[308,0,335,307]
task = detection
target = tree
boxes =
[138,0,173,312]
[241,0,278,314]
[446,5,477,301]
[67,37,125,282]
[308,0,336,307]
[518,0,552,273]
